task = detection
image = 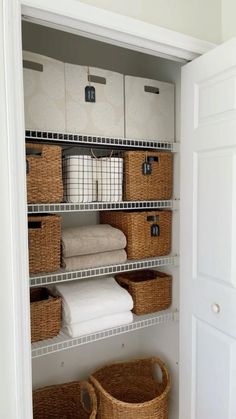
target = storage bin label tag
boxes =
[85,85,96,102]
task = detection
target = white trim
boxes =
[0,1,32,419]
[21,0,216,62]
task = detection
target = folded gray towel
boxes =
[62,249,127,271]
[62,224,126,258]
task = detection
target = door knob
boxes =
[211,303,221,314]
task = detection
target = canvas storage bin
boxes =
[100,210,172,259]
[63,155,93,203]
[65,64,125,137]
[26,143,63,203]
[115,270,172,315]
[89,357,171,419]
[30,287,61,343]
[23,51,66,131]
[124,150,173,200]
[28,215,61,274]
[125,75,174,141]
[33,380,97,419]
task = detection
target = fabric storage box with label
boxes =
[23,51,66,132]
[33,380,97,419]
[100,210,172,259]
[30,287,61,343]
[92,154,123,202]
[65,64,124,137]
[125,75,174,141]
[124,150,173,200]
[28,215,61,274]
[63,155,93,203]
[89,357,171,419]
[26,143,63,203]
[115,270,172,315]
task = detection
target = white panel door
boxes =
[180,38,236,419]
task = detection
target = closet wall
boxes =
[22,21,181,419]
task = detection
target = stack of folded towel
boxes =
[62,224,127,271]
[55,277,133,337]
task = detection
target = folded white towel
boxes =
[55,277,133,324]
[63,311,133,338]
[62,224,126,258]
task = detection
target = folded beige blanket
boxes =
[62,249,127,271]
[62,224,126,258]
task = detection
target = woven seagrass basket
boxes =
[26,143,63,203]
[124,151,173,201]
[90,357,171,419]
[28,214,61,274]
[100,210,172,259]
[33,380,97,419]
[115,270,172,315]
[30,287,61,343]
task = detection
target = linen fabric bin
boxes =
[115,270,172,315]
[23,51,66,132]
[26,143,63,203]
[124,150,173,200]
[65,64,125,137]
[89,357,171,419]
[33,380,97,419]
[30,287,61,343]
[28,214,61,273]
[125,75,174,141]
[100,210,172,259]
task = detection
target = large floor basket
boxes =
[33,380,97,419]
[90,357,171,419]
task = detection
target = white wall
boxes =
[77,0,221,43]
[221,0,236,41]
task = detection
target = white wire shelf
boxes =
[25,129,179,152]
[30,255,178,287]
[31,309,178,358]
[27,200,174,213]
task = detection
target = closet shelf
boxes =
[31,309,178,358]
[27,200,174,213]
[30,255,178,287]
[25,130,179,152]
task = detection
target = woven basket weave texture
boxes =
[124,151,173,201]
[30,287,61,343]
[33,380,97,419]
[28,214,61,274]
[115,270,172,315]
[26,143,63,203]
[100,210,172,259]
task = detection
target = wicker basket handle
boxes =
[115,277,131,293]
[26,143,44,156]
[80,381,97,419]
[152,358,171,390]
